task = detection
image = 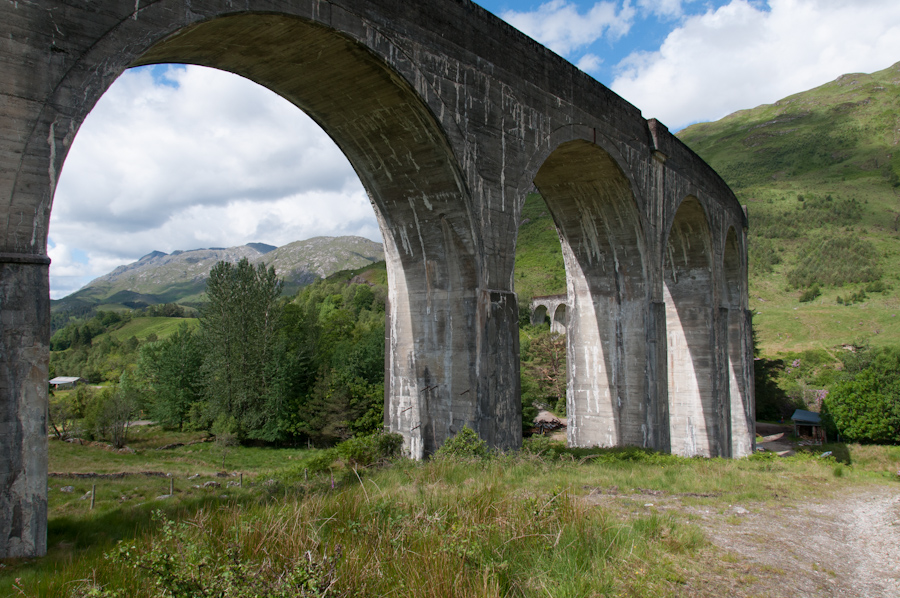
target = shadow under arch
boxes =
[62,13,497,458]
[723,226,754,456]
[664,196,722,457]
[551,303,566,335]
[533,139,652,449]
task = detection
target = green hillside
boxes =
[679,60,900,354]
[102,317,199,343]
[514,193,567,304]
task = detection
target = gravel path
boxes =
[701,485,900,597]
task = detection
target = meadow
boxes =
[4,426,898,597]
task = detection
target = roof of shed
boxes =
[791,409,821,424]
[50,376,84,384]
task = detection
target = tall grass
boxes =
[7,439,898,597]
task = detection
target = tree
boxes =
[138,323,204,430]
[521,328,567,414]
[200,258,284,441]
[824,347,900,444]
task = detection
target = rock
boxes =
[60,486,74,493]
[731,506,749,515]
[156,494,173,500]
[79,491,92,500]
[202,481,221,488]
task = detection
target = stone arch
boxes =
[531,304,549,326]
[723,226,743,309]
[20,10,510,460]
[723,226,754,457]
[533,139,651,449]
[664,196,721,457]
[551,303,567,335]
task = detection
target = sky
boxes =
[49,0,900,298]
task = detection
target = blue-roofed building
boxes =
[791,409,825,444]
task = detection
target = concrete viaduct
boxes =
[530,294,568,334]
[0,0,752,557]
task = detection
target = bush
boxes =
[748,237,782,274]
[336,432,403,467]
[799,284,821,303]
[787,234,882,288]
[434,426,489,460]
[823,347,900,444]
[96,512,340,598]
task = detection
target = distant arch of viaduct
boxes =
[0,0,752,557]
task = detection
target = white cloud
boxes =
[636,0,684,19]
[611,0,900,130]
[577,53,604,73]
[502,0,636,56]
[50,65,378,298]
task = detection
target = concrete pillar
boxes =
[475,289,521,451]
[0,255,49,558]
[648,301,670,452]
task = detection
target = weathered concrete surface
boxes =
[0,257,49,558]
[1,0,751,556]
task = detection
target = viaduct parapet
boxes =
[0,0,753,557]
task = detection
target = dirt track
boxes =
[697,484,900,597]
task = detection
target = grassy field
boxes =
[4,427,898,597]
[100,317,199,343]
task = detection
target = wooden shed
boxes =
[791,409,826,444]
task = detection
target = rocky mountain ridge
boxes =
[52,236,384,314]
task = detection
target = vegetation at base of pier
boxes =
[4,424,899,598]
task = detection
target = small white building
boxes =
[49,376,85,390]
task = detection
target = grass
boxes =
[100,317,199,343]
[4,430,898,597]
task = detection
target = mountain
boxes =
[676,61,900,353]
[52,236,384,314]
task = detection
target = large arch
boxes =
[664,197,721,457]
[127,13,495,460]
[534,139,652,449]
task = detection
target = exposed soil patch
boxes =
[586,483,900,597]
[698,485,900,597]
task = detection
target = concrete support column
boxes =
[715,306,732,458]
[0,255,50,558]
[648,301,670,452]
[738,308,756,456]
[475,289,521,452]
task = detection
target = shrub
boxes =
[434,426,489,460]
[97,512,340,598]
[799,284,821,303]
[336,432,403,467]
[787,234,882,288]
[748,237,782,274]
